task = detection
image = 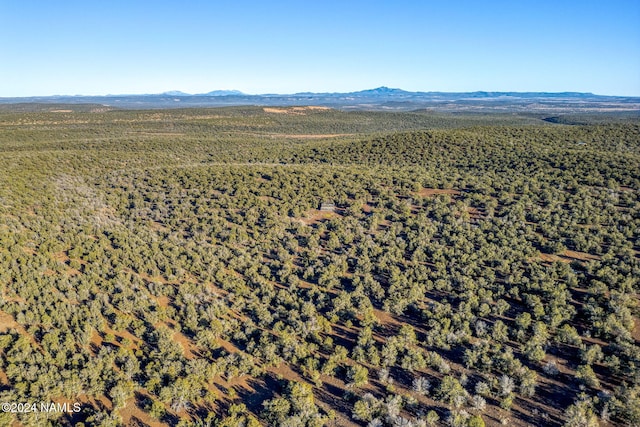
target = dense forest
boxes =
[0,106,638,427]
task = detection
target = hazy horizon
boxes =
[1,86,634,99]
[1,0,639,97]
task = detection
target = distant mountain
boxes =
[161,90,191,96]
[457,91,597,99]
[198,90,244,96]
[350,86,412,96]
[1,88,638,113]
[158,90,245,96]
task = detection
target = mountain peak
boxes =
[200,90,244,96]
[352,86,409,96]
[161,90,190,96]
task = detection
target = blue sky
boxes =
[1,0,639,96]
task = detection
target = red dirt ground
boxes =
[414,188,461,197]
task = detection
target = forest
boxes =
[0,105,638,427]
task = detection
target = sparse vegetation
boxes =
[0,106,638,426]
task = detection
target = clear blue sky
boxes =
[1,0,639,96]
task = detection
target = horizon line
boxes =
[2,87,640,99]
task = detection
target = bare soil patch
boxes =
[0,310,40,349]
[53,251,70,263]
[172,329,197,359]
[377,218,392,230]
[539,253,560,263]
[0,311,19,332]
[297,209,340,225]
[632,316,640,343]
[216,338,242,354]
[465,206,484,220]
[414,188,460,197]
[90,330,103,350]
[130,132,185,137]
[373,307,401,327]
[120,395,166,427]
[77,394,113,415]
[232,131,352,139]
[276,133,351,139]
[263,106,331,115]
[21,246,36,255]
[149,220,168,233]
[156,296,170,308]
[65,267,82,277]
[539,250,600,264]
[561,250,599,261]
[138,271,169,285]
